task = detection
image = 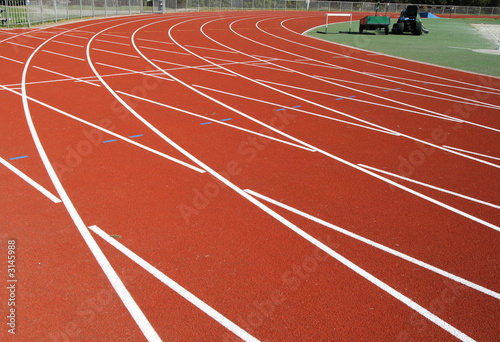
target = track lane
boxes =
[2,11,498,342]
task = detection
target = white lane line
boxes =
[295,21,500,94]
[167,17,500,233]
[359,164,500,210]
[272,18,500,109]
[136,37,175,45]
[315,74,500,111]
[193,84,401,136]
[0,84,205,174]
[256,78,462,123]
[92,47,140,59]
[363,72,500,98]
[183,44,239,54]
[244,188,500,300]
[6,41,36,49]
[42,49,86,61]
[116,90,316,152]
[138,45,191,56]
[0,156,61,203]
[53,40,85,48]
[125,18,474,341]
[101,33,129,39]
[443,146,500,162]
[129,17,476,341]
[198,19,500,169]
[95,38,131,46]
[169,16,500,235]
[0,55,24,64]
[89,225,260,342]
[95,62,174,82]
[22,18,163,342]
[33,66,100,87]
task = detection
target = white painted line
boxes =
[6,41,36,49]
[22,20,163,342]
[276,19,500,107]
[101,33,129,39]
[171,17,500,232]
[95,38,131,46]
[89,225,260,342]
[135,37,175,45]
[197,21,500,170]
[256,78,462,123]
[95,62,174,82]
[95,17,475,341]
[443,146,500,162]
[0,55,24,64]
[138,45,191,56]
[363,72,500,97]
[92,47,140,59]
[42,49,86,61]
[0,84,205,174]
[244,188,500,300]
[193,84,401,136]
[0,156,61,203]
[359,164,500,210]
[117,90,316,152]
[53,40,85,48]
[184,44,239,54]
[33,66,101,87]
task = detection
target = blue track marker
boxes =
[276,108,286,111]
[335,97,344,100]
[200,122,212,125]
[10,156,28,161]
[348,95,356,98]
[221,118,232,122]
[129,134,143,139]
[292,105,301,108]
[103,139,117,143]
[384,89,391,92]
[395,87,401,90]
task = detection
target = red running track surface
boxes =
[0,11,499,342]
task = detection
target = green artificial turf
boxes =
[308,17,500,76]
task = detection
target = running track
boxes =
[0,11,499,342]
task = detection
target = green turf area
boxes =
[308,18,500,76]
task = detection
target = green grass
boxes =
[308,18,500,77]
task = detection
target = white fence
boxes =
[1,1,499,28]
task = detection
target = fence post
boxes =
[54,0,58,22]
[26,1,30,27]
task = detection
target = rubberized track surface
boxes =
[1,11,499,342]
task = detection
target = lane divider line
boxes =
[116,90,315,152]
[21,16,166,342]
[244,188,500,300]
[89,225,260,342]
[359,164,500,210]
[0,156,61,203]
[136,17,473,342]
[0,85,205,174]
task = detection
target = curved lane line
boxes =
[20,16,163,342]
[86,16,260,342]
[137,15,478,342]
